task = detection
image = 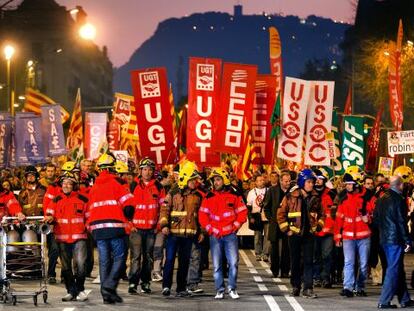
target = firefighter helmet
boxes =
[393,165,412,183]
[209,168,231,186]
[115,161,129,174]
[97,153,116,169]
[178,161,200,189]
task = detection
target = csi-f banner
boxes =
[0,119,12,168]
[84,113,107,160]
[113,92,132,126]
[216,63,258,155]
[269,27,283,95]
[41,105,66,156]
[186,57,221,166]
[131,67,174,164]
[341,116,364,170]
[304,81,334,166]
[252,75,277,164]
[277,77,312,163]
[15,114,46,165]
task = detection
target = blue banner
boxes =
[41,105,66,156]
[0,119,12,168]
[15,113,47,166]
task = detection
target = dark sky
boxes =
[56,0,355,67]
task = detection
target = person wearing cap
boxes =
[199,168,247,300]
[277,168,323,299]
[334,170,372,298]
[158,161,204,297]
[44,171,89,302]
[87,152,135,304]
[128,157,165,295]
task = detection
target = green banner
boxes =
[341,115,365,171]
[324,110,344,177]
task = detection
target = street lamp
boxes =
[4,44,15,115]
[79,23,96,40]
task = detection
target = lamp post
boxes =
[4,45,15,115]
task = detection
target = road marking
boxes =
[263,295,281,311]
[253,275,263,282]
[278,285,288,291]
[265,268,272,274]
[257,283,268,291]
[63,308,75,311]
[260,260,269,268]
[249,268,258,274]
[240,249,253,268]
[272,277,282,283]
[285,294,305,311]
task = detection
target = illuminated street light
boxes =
[4,45,15,60]
[79,23,96,40]
[4,44,15,114]
[408,40,413,47]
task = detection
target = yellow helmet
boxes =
[209,167,231,186]
[394,165,412,183]
[139,157,156,170]
[97,153,116,169]
[115,161,129,174]
[344,165,363,184]
[178,161,200,189]
[61,161,76,172]
[58,171,78,185]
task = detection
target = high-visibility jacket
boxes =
[18,183,46,216]
[132,179,165,230]
[0,190,22,219]
[43,182,62,215]
[334,191,372,242]
[316,187,336,237]
[199,187,247,238]
[46,191,88,243]
[87,170,135,240]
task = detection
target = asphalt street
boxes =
[1,248,413,311]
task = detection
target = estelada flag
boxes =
[24,88,70,123]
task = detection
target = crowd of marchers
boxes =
[0,156,413,309]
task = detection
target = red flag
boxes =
[177,107,187,156]
[365,105,383,172]
[344,84,352,115]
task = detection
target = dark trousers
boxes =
[85,233,95,277]
[270,235,290,277]
[128,229,155,286]
[313,235,333,282]
[289,234,314,290]
[47,233,59,278]
[162,235,193,292]
[58,240,87,295]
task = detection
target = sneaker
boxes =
[302,289,317,299]
[256,255,262,261]
[62,293,75,302]
[340,288,354,298]
[378,303,398,309]
[262,255,269,262]
[355,290,368,297]
[152,272,163,282]
[141,283,151,294]
[76,291,89,302]
[188,284,204,294]
[128,285,138,295]
[162,287,171,296]
[176,290,192,298]
[92,276,100,284]
[229,290,240,299]
[215,291,224,299]
[290,288,300,297]
[400,299,414,308]
[48,277,57,284]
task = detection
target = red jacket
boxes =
[199,188,247,238]
[43,183,62,216]
[316,188,336,237]
[87,171,135,239]
[132,179,165,230]
[0,190,22,219]
[334,190,372,242]
[46,191,88,243]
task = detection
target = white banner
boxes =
[304,81,334,166]
[388,130,414,156]
[277,77,312,162]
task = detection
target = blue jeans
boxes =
[128,229,155,286]
[379,244,410,305]
[162,235,193,292]
[343,238,370,290]
[187,240,202,285]
[96,237,127,293]
[210,233,239,292]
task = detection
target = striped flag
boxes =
[116,93,139,159]
[24,88,70,123]
[235,121,259,181]
[66,88,83,150]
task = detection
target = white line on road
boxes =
[265,268,273,274]
[278,285,288,292]
[272,277,282,283]
[249,268,258,274]
[63,308,75,311]
[253,275,263,282]
[260,260,269,268]
[240,249,253,268]
[263,295,281,311]
[285,294,305,311]
[257,283,268,291]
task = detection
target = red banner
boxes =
[252,75,277,164]
[84,112,108,160]
[216,63,257,155]
[388,44,403,131]
[130,68,174,164]
[365,105,383,172]
[107,119,121,151]
[113,92,132,126]
[186,57,222,166]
